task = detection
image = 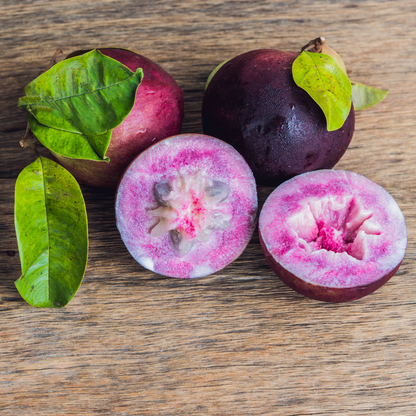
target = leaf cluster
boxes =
[15,50,143,307]
[292,49,388,131]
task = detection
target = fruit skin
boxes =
[202,49,355,186]
[53,48,184,188]
[258,170,407,303]
[115,133,258,279]
[260,232,402,303]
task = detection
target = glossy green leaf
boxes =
[351,81,388,110]
[27,113,112,162]
[18,50,143,161]
[15,157,88,308]
[292,51,352,131]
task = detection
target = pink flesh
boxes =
[115,134,258,278]
[259,170,407,289]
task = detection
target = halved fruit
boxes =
[259,170,407,302]
[116,134,258,278]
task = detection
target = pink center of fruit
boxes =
[291,196,381,260]
[149,172,231,255]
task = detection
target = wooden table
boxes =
[1,1,415,414]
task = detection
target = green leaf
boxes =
[15,157,88,308]
[18,50,143,161]
[292,51,352,131]
[28,113,112,161]
[351,81,388,110]
[205,59,231,90]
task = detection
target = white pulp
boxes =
[288,195,381,260]
[149,172,231,255]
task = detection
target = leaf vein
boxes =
[36,72,140,105]
[21,248,49,279]
[39,157,52,302]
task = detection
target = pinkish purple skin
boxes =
[115,134,258,278]
[260,232,401,303]
[53,48,184,188]
[259,170,407,302]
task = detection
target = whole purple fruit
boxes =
[202,49,355,186]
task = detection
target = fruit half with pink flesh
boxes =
[115,134,258,278]
[202,49,355,186]
[259,170,407,302]
[53,48,184,188]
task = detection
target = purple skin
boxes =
[202,49,355,186]
[260,232,402,303]
[259,170,407,302]
[53,48,184,188]
[115,134,258,279]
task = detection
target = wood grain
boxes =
[1,1,416,414]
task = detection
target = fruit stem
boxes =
[19,123,39,156]
[43,48,63,73]
[301,37,326,53]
